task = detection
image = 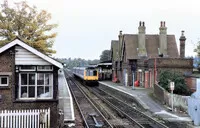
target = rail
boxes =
[64,71,113,128]
[90,87,169,128]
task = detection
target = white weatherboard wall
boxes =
[15,46,51,65]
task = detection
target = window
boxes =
[0,76,9,86]
[37,73,53,98]
[37,66,53,71]
[93,70,97,76]
[19,73,53,99]
[86,70,97,76]
[20,66,36,71]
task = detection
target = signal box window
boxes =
[19,73,53,99]
[20,66,36,71]
[37,66,53,71]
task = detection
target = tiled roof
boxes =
[123,34,179,60]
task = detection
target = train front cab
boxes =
[84,68,98,85]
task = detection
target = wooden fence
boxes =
[0,108,50,128]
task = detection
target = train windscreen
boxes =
[93,70,97,76]
[86,69,97,76]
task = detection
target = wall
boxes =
[164,92,189,112]
[15,46,51,65]
[154,84,189,112]
[0,47,15,109]
[148,58,193,69]
[185,76,197,92]
[154,84,165,104]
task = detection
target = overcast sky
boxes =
[8,0,200,59]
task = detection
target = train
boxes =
[72,66,99,83]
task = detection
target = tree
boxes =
[158,70,191,95]
[194,41,200,57]
[57,58,100,69]
[0,0,57,55]
[100,50,111,62]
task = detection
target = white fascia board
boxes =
[0,39,63,68]
[0,40,18,53]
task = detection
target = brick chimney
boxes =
[179,30,186,58]
[159,21,167,56]
[118,30,123,60]
[138,21,146,56]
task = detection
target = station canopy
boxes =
[97,60,112,69]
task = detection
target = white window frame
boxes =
[0,76,9,86]
[37,66,53,71]
[36,73,53,99]
[19,66,36,71]
[19,73,53,100]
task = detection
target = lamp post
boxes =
[170,82,175,111]
[132,64,136,90]
[132,71,135,90]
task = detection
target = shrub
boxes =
[158,70,191,96]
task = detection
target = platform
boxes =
[58,69,75,122]
[98,81,192,123]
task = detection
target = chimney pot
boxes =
[143,22,145,26]
[181,30,185,36]
[163,21,165,27]
[160,21,163,27]
[139,21,142,26]
[119,30,122,35]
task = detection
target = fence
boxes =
[154,84,189,112]
[0,108,50,128]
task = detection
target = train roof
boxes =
[73,65,97,70]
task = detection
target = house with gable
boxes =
[111,21,193,87]
[0,37,74,128]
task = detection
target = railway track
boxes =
[65,73,113,128]
[64,70,168,128]
[88,87,169,128]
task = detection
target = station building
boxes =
[111,21,193,88]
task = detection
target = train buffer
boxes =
[89,113,103,127]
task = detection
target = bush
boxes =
[158,70,191,96]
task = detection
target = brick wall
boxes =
[0,47,15,107]
[154,84,166,104]
[185,76,197,92]
[148,58,193,70]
